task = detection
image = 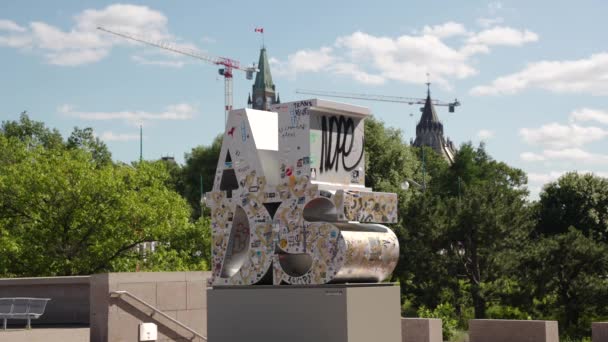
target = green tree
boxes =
[159,156,185,195]
[364,116,421,193]
[536,172,608,241]
[398,143,533,320]
[1,112,63,149]
[143,217,212,272]
[396,192,456,309]
[523,172,608,338]
[0,134,198,276]
[181,135,222,219]
[521,228,608,338]
[414,145,450,193]
[66,127,112,166]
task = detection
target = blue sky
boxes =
[1,0,607,197]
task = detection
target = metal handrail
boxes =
[110,290,207,341]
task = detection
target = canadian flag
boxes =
[254,27,264,33]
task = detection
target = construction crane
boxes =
[97,26,258,123]
[296,85,461,113]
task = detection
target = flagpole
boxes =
[255,27,265,48]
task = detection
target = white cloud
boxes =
[488,1,504,14]
[527,171,569,184]
[528,170,603,199]
[100,131,141,142]
[335,31,478,88]
[74,4,169,40]
[270,47,335,77]
[0,4,195,66]
[528,170,608,184]
[477,17,504,28]
[422,22,468,38]
[331,62,385,85]
[0,34,32,48]
[476,2,505,28]
[467,26,538,47]
[45,49,109,66]
[570,108,608,125]
[477,129,495,140]
[520,152,547,162]
[471,53,608,96]
[519,123,608,149]
[272,23,538,88]
[29,21,109,51]
[131,55,185,68]
[58,103,196,126]
[520,149,608,164]
[0,19,26,32]
[519,107,608,179]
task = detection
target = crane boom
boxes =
[295,89,460,111]
[97,27,256,73]
[97,26,258,122]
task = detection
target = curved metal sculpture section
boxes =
[206,99,399,285]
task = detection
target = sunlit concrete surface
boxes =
[0,327,89,342]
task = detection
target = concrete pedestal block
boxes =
[469,319,559,342]
[401,318,442,342]
[207,283,402,342]
[593,322,608,342]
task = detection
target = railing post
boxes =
[26,298,31,329]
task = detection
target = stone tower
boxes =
[413,86,456,163]
[248,47,279,111]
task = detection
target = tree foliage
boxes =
[66,127,112,166]
[521,228,608,337]
[364,116,421,193]
[536,172,608,241]
[0,114,211,276]
[1,111,63,149]
[180,135,222,219]
[398,143,534,321]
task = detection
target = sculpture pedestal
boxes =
[207,283,402,342]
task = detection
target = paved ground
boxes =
[0,327,89,342]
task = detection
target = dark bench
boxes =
[0,297,51,330]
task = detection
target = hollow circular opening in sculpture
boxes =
[278,253,313,277]
[220,206,250,278]
[303,197,338,222]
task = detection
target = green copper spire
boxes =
[251,47,278,110]
[253,47,274,92]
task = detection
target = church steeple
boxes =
[251,47,277,110]
[413,84,456,163]
[419,85,441,125]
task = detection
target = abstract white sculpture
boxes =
[205,99,399,285]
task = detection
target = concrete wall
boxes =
[401,318,442,342]
[0,276,90,326]
[593,322,608,342]
[90,272,211,342]
[469,319,559,342]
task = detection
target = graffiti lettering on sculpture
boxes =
[320,115,364,173]
[279,100,313,138]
